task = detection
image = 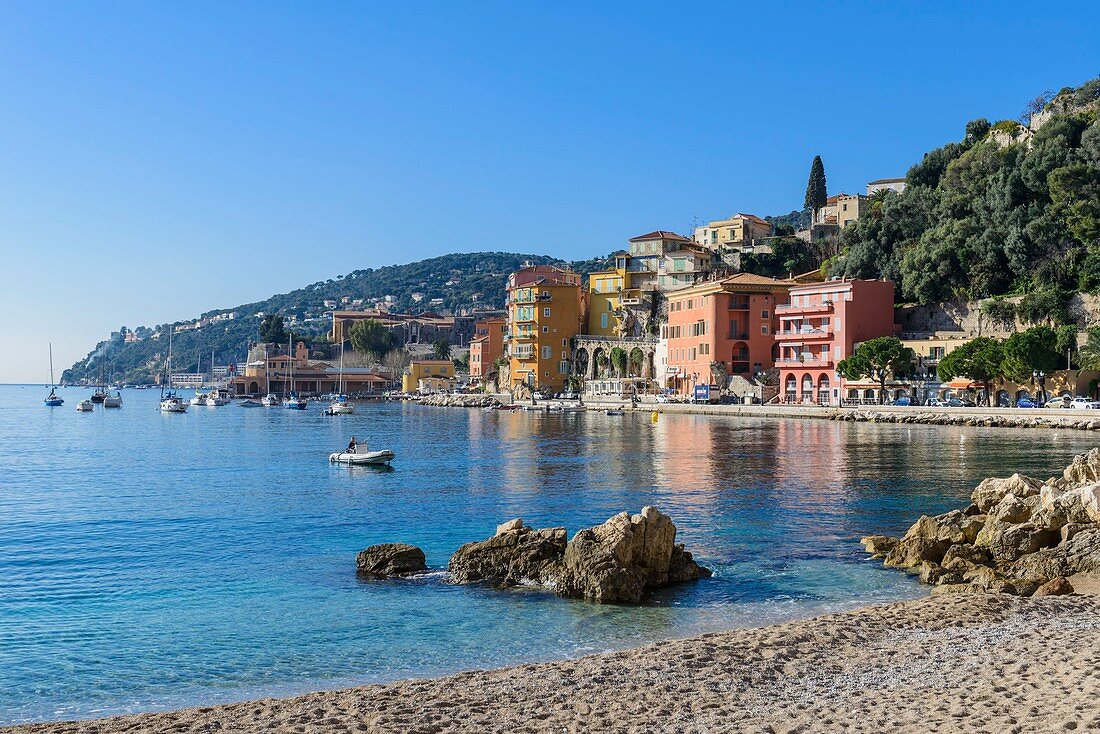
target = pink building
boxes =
[663,273,790,394]
[775,279,896,405]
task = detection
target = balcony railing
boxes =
[777,326,831,338]
[776,302,834,314]
[776,356,833,367]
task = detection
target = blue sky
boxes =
[1,2,1097,383]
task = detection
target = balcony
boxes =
[776,301,834,315]
[776,356,833,368]
[776,326,831,340]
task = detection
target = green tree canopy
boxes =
[836,337,914,404]
[804,155,827,217]
[936,337,1004,406]
[1077,327,1100,371]
[1002,326,1060,381]
[432,338,452,360]
[259,314,288,344]
[349,319,394,356]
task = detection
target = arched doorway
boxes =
[801,375,813,402]
[817,374,830,405]
[785,374,797,402]
[248,381,259,394]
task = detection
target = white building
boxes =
[866,177,907,196]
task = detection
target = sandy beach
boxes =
[7,592,1100,734]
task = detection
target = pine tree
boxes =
[804,155,827,218]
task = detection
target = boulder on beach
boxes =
[356,543,428,578]
[447,507,711,603]
[865,449,1100,597]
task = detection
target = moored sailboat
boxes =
[325,340,354,415]
[44,343,64,406]
[283,338,308,410]
[160,327,188,413]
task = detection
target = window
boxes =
[761,310,769,319]
[761,324,769,335]
[834,318,842,331]
[541,346,551,359]
[542,326,548,333]
[562,339,568,346]
[600,313,608,329]
[607,301,613,311]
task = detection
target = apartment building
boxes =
[469,317,507,380]
[507,264,585,393]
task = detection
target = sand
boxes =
[6,593,1100,734]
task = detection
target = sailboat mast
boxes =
[49,342,55,387]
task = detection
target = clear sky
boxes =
[1,2,1097,384]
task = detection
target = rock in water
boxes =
[556,507,710,603]
[448,525,567,586]
[447,507,711,603]
[356,543,427,578]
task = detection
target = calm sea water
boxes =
[1,384,1095,724]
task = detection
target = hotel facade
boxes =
[506,264,585,393]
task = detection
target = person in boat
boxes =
[347,436,357,454]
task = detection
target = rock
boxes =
[668,544,712,583]
[1007,527,1100,583]
[1051,447,1100,489]
[971,473,1043,513]
[974,520,1058,563]
[356,543,427,578]
[556,507,706,603]
[1061,523,1093,544]
[496,518,524,535]
[991,493,1032,524]
[1033,576,1074,597]
[860,534,898,559]
[884,511,984,569]
[919,561,962,586]
[449,508,710,603]
[448,525,567,586]
[941,543,990,571]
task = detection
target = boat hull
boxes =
[329,450,394,466]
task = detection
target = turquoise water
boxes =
[1,383,1095,724]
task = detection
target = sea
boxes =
[1,383,1095,724]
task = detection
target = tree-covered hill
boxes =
[837,76,1100,320]
[63,251,610,383]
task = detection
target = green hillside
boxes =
[63,251,610,384]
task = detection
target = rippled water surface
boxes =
[1,384,1095,723]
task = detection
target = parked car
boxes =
[891,397,912,406]
[655,394,672,404]
[1016,397,1039,408]
[558,391,578,400]
[926,397,944,407]
[532,391,546,400]
[1067,396,1100,409]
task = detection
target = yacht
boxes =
[90,387,108,403]
[103,392,123,408]
[190,391,211,406]
[204,388,231,406]
[76,399,95,412]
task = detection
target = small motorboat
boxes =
[76,399,95,412]
[90,387,108,404]
[103,392,123,408]
[284,394,309,410]
[160,394,188,413]
[190,391,211,406]
[238,399,263,408]
[329,449,395,466]
[204,389,230,406]
[605,409,625,416]
[324,396,354,415]
[261,394,281,407]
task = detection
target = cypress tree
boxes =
[804,155,827,218]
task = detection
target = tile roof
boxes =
[628,230,692,243]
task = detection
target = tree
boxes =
[609,347,627,377]
[836,337,914,404]
[259,314,288,344]
[383,348,411,384]
[432,339,452,360]
[1076,327,1100,371]
[804,155,827,220]
[349,319,394,356]
[710,361,729,391]
[1002,326,1060,404]
[936,337,1004,406]
[1054,324,1079,369]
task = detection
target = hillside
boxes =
[838,76,1100,319]
[63,251,611,383]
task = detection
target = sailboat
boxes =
[44,343,64,406]
[284,338,308,410]
[261,344,281,407]
[325,339,354,415]
[160,327,188,413]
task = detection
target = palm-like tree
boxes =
[1077,328,1100,370]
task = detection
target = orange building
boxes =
[775,279,896,405]
[662,273,790,394]
[469,317,507,380]
[507,264,585,393]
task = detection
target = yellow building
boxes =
[586,254,642,336]
[402,359,455,394]
[507,264,585,393]
[692,213,773,265]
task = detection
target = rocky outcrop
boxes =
[863,448,1100,596]
[448,508,711,603]
[417,393,503,409]
[831,410,1100,433]
[448,519,566,586]
[356,543,428,578]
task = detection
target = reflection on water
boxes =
[0,384,1096,723]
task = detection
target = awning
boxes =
[945,379,980,389]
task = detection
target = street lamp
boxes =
[1033,370,1046,407]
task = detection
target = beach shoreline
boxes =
[7,592,1099,734]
